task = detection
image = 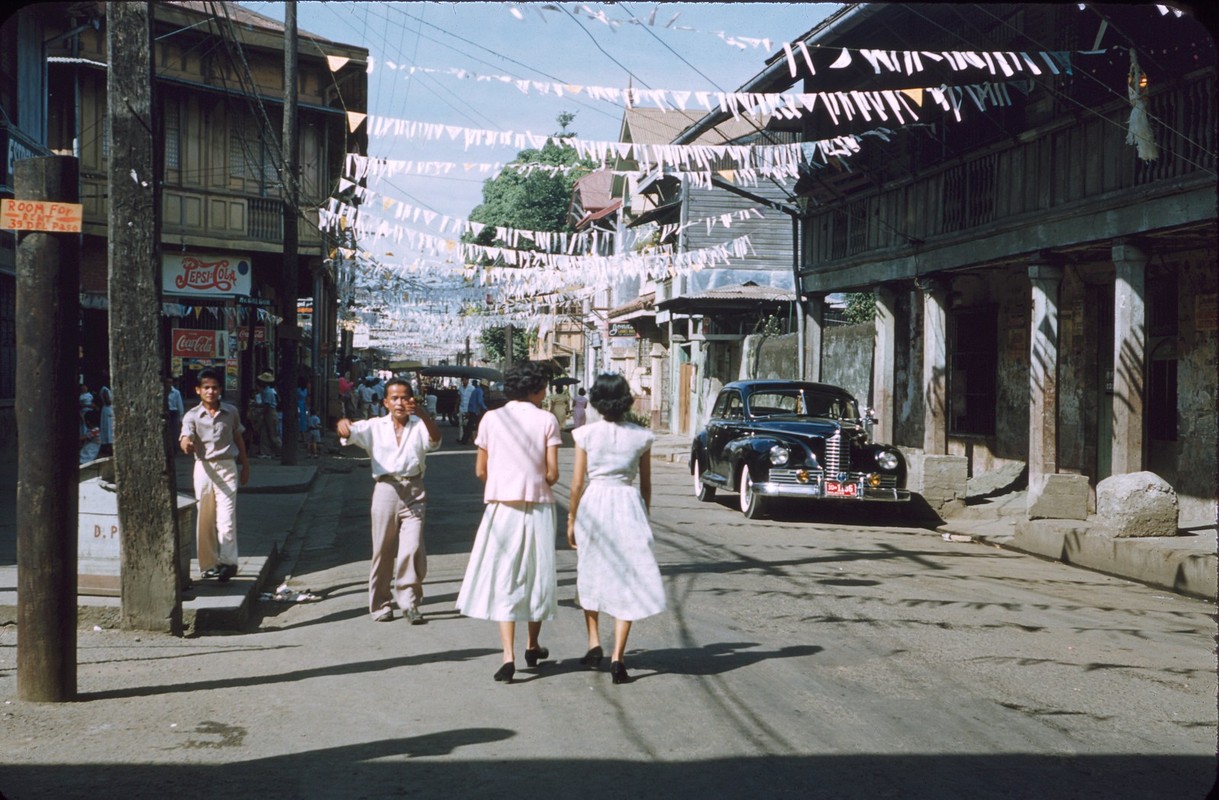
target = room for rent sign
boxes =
[0,199,83,232]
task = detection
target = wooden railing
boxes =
[808,71,1216,266]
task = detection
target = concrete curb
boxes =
[1009,519,1217,602]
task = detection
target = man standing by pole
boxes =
[337,378,440,623]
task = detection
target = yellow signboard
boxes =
[1,199,84,232]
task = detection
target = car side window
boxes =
[711,392,732,420]
[725,393,743,420]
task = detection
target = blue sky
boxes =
[249,2,838,222]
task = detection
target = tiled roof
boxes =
[609,292,656,320]
[166,1,335,45]
[622,107,773,146]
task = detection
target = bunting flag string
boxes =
[369,41,1103,87]
[326,179,769,255]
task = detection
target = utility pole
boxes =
[278,0,300,465]
[504,324,514,372]
[109,2,181,633]
[14,157,80,701]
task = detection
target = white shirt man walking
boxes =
[338,378,441,623]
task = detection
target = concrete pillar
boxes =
[806,293,825,383]
[1111,242,1147,474]
[1026,263,1089,518]
[918,277,949,453]
[873,285,897,443]
[1027,264,1062,481]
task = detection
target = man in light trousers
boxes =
[338,378,441,623]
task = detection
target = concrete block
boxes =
[1027,473,1091,521]
[1097,471,1179,537]
[909,453,967,515]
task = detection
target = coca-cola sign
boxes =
[173,329,220,358]
[162,252,251,297]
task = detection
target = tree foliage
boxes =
[466,113,596,251]
[479,326,531,363]
[842,292,876,324]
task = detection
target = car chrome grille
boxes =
[768,469,823,485]
[824,430,841,475]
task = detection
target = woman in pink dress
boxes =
[455,361,561,684]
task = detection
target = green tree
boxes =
[466,113,596,251]
[479,326,531,363]
[842,292,876,324]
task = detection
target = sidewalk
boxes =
[0,448,319,632]
[649,431,1217,603]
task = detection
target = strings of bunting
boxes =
[325,179,767,254]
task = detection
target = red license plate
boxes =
[825,481,858,497]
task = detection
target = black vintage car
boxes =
[690,380,910,519]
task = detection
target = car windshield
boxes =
[747,389,859,420]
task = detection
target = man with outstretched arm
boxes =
[338,378,441,623]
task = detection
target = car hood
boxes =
[748,416,849,439]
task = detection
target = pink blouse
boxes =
[475,400,561,503]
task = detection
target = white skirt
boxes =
[456,501,557,622]
[574,480,665,621]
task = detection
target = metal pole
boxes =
[15,156,80,701]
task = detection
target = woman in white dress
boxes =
[566,373,665,685]
[456,361,562,684]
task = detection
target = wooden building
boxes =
[39,1,367,419]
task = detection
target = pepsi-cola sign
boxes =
[162,252,252,297]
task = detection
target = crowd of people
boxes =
[336,361,662,686]
[89,360,658,685]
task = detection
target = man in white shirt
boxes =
[338,378,441,623]
[457,376,477,444]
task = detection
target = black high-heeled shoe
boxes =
[579,646,603,669]
[493,662,515,683]
[610,661,632,685]
[524,646,549,667]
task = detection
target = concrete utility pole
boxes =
[504,324,515,372]
[15,157,80,701]
[109,2,181,633]
[278,1,301,465]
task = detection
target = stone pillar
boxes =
[1027,264,1061,488]
[1111,242,1147,475]
[806,293,825,383]
[873,285,897,443]
[1026,263,1087,519]
[918,277,949,453]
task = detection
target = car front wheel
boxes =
[693,456,716,502]
[738,464,767,519]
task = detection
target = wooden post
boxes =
[15,156,80,701]
[109,2,182,633]
[278,1,300,465]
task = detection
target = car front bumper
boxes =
[753,469,911,502]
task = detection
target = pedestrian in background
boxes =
[456,376,476,444]
[456,360,561,684]
[180,368,250,582]
[253,371,281,458]
[571,387,588,429]
[306,408,322,458]
[338,378,441,623]
[96,372,114,458]
[468,379,488,441]
[566,373,664,685]
[544,385,571,430]
[166,377,185,447]
[296,376,310,442]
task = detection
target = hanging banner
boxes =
[162,252,252,297]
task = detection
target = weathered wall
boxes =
[893,287,923,450]
[744,332,800,381]
[1151,250,1217,525]
[821,322,874,405]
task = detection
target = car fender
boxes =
[722,434,812,490]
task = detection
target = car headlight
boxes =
[875,449,900,470]
[768,445,790,465]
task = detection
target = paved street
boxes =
[0,440,1215,799]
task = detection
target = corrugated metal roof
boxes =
[165,1,336,45]
[622,108,772,146]
[609,291,656,320]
